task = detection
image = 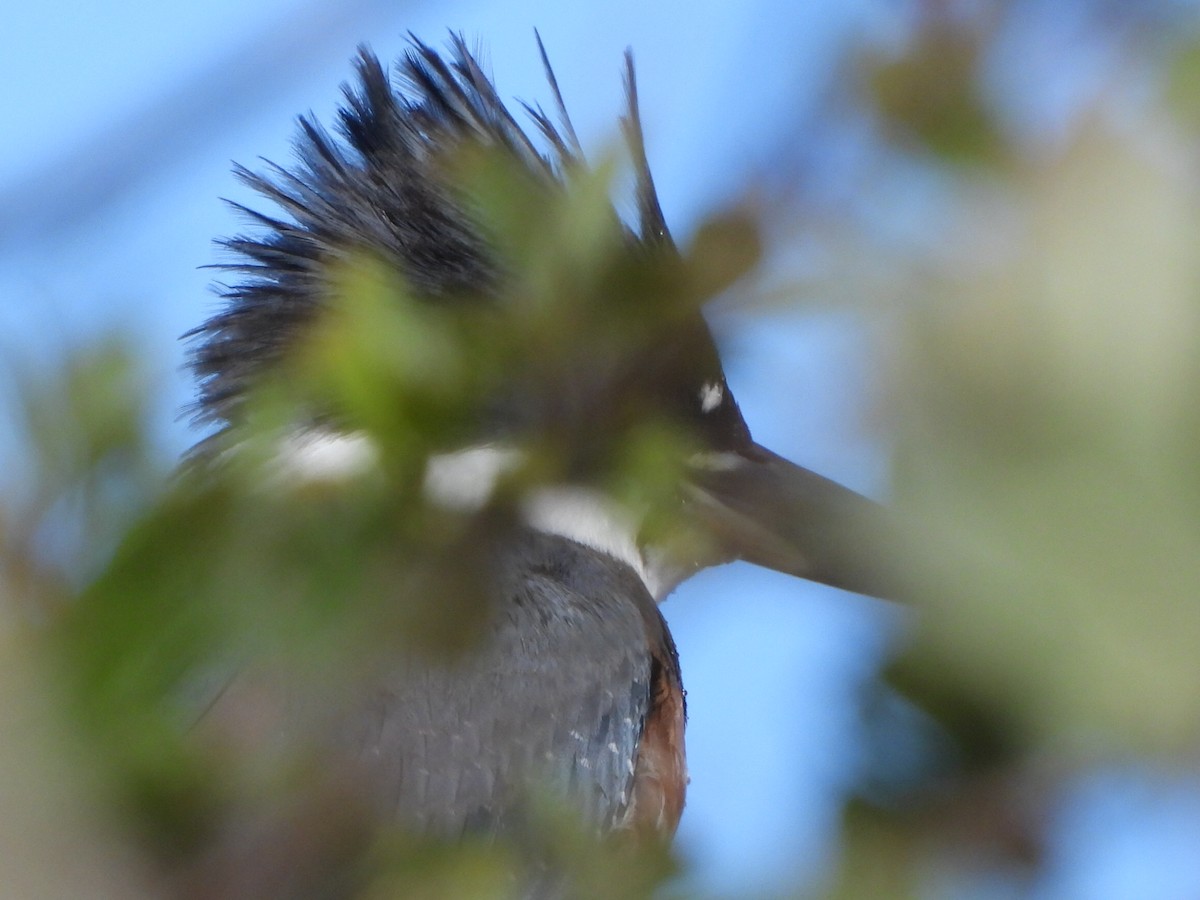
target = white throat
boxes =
[521,485,663,598]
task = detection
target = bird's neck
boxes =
[426,445,686,601]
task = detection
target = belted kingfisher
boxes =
[186,31,894,880]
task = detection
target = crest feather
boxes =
[187,33,668,432]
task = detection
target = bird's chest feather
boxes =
[349,531,687,839]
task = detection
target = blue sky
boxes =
[7,0,1200,895]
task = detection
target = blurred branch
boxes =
[0,624,158,898]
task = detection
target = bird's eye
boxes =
[698,381,724,414]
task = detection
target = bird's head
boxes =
[187,33,895,606]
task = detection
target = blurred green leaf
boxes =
[862,18,1005,167]
[889,121,1200,755]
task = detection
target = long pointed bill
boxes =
[686,443,899,600]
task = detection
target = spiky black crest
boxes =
[187,32,671,432]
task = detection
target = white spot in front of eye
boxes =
[699,381,723,413]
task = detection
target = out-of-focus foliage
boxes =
[864,13,1005,166]
[892,126,1200,753]
[0,341,165,896]
[829,1,1200,893]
